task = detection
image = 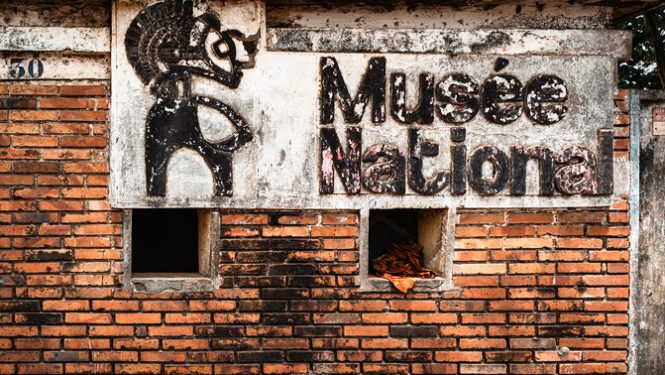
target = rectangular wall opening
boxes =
[361,208,453,292]
[131,209,199,274]
[124,209,219,293]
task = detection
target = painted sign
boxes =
[110,0,631,209]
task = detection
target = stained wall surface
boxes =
[0,1,636,374]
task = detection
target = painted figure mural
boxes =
[125,0,253,197]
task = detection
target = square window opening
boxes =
[131,209,199,274]
[362,208,454,292]
[124,209,219,292]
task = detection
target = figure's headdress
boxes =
[125,0,244,88]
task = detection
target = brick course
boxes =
[0,83,631,374]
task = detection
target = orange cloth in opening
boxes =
[372,242,436,293]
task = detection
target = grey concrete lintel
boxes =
[267,28,632,59]
[0,27,110,53]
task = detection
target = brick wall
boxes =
[0,83,631,375]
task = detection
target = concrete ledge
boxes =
[267,28,632,58]
[359,276,456,293]
[0,27,110,53]
[130,274,216,294]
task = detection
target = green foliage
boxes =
[617,8,665,89]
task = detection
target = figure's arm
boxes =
[196,96,253,152]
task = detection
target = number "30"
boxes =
[9,58,44,79]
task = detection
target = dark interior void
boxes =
[131,209,199,273]
[369,209,419,273]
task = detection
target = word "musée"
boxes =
[319,56,568,126]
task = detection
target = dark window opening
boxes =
[131,209,199,274]
[369,209,419,273]
[368,208,447,279]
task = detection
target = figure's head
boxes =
[125,0,253,91]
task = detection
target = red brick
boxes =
[460,338,506,349]
[263,226,309,237]
[510,338,556,349]
[64,338,111,350]
[339,300,386,312]
[435,351,483,362]
[361,313,407,324]
[16,364,63,374]
[141,351,187,362]
[557,262,602,273]
[412,364,457,374]
[163,364,213,374]
[461,313,506,324]
[462,288,506,299]
[323,238,355,249]
[558,211,606,223]
[89,326,134,337]
[41,325,86,337]
[557,237,603,249]
[460,364,506,374]
[457,226,488,237]
[560,313,606,324]
[40,98,88,109]
[10,84,58,95]
[361,338,407,349]
[455,263,506,275]
[536,224,585,236]
[509,364,556,374]
[321,214,357,224]
[559,338,605,349]
[60,110,107,122]
[12,135,58,147]
[534,350,582,362]
[162,339,209,350]
[411,338,456,349]
[411,313,457,324]
[583,275,629,286]
[263,364,308,374]
[390,300,436,311]
[455,238,502,249]
[311,226,358,237]
[65,313,112,324]
[214,365,260,374]
[59,85,107,96]
[459,213,504,224]
[66,364,112,374]
[507,212,553,224]
[114,364,161,375]
[488,326,535,337]
[509,313,555,325]
[189,300,234,311]
[10,110,58,121]
[221,214,268,225]
[583,350,627,361]
[362,364,409,374]
[165,313,211,324]
[343,325,388,336]
[116,313,162,324]
[509,263,554,274]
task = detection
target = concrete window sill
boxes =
[130,274,216,294]
[359,276,455,293]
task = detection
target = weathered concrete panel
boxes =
[265,3,614,30]
[0,53,110,80]
[268,28,631,58]
[0,27,110,53]
[635,90,665,375]
[0,0,110,28]
[110,0,628,209]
